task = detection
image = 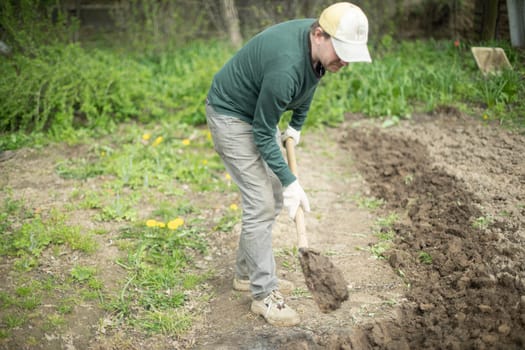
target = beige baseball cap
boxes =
[319,2,371,63]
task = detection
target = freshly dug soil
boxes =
[338,111,525,349]
[299,248,349,313]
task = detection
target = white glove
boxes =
[281,125,300,146]
[283,180,310,220]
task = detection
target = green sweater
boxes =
[207,19,321,187]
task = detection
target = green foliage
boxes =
[214,206,241,232]
[376,213,399,228]
[0,208,98,270]
[0,194,32,236]
[96,191,139,222]
[0,0,76,55]
[472,215,493,230]
[70,265,97,283]
[2,314,27,329]
[109,221,208,333]
[3,38,522,150]
[418,251,433,265]
[0,44,153,138]
[368,212,399,259]
[109,0,209,54]
[353,194,384,210]
[309,39,524,129]
[54,123,226,193]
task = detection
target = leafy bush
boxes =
[309,39,524,129]
[0,0,75,55]
[0,44,154,134]
[1,38,523,151]
[0,40,233,149]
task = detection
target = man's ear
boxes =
[312,27,325,44]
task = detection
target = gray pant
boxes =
[206,103,282,300]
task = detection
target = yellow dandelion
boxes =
[152,136,163,147]
[142,133,152,141]
[146,219,157,227]
[206,131,212,140]
[168,217,185,230]
[229,203,238,211]
[100,151,106,157]
[202,159,208,165]
[182,139,191,146]
[156,221,166,228]
[483,114,489,120]
[225,173,231,180]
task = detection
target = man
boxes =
[206,2,371,327]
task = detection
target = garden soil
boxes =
[1,109,524,350]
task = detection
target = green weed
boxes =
[2,38,524,153]
[108,219,208,331]
[275,247,300,272]
[353,194,384,210]
[376,213,399,228]
[43,313,66,331]
[138,309,192,336]
[214,206,241,233]
[3,314,27,329]
[97,191,139,222]
[368,212,399,259]
[472,215,493,230]
[1,208,98,272]
[55,158,104,180]
[418,251,433,265]
[292,287,311,298]
[370,241,391,260]
[70,265,97,283]
[57,298,76,314]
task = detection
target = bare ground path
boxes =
[192,125,407,349]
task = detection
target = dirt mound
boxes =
[340,113,525,349]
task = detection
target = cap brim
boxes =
[332,37,372,63]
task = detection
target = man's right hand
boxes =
[283,180,310,220]
[281,125,300,146]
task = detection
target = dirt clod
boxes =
[299,248,349,313]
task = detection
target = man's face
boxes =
[314,30,348,73]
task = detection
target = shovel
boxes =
[285,137,349,313]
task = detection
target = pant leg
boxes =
[206,103,282,299]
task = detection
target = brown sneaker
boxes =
[251,290,300,326]
[233,277,294,294]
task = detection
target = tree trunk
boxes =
[481,0,499,40]
[221,0,243,48]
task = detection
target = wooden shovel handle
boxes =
[285,138,309,249]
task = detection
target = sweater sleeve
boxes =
[290,92,314,131]
[252,72,297,187]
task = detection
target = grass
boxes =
[367,213,399,260]
[0,116,236,342]
[353,193,385,210]
[472,215,494,230]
